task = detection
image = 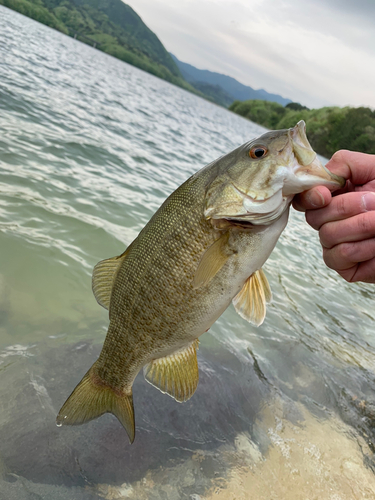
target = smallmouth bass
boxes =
[57,121,344,443]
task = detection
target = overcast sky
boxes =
[128,0,375,109]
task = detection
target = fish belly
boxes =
[187,209,289,340]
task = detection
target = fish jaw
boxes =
[282,121,345,196]
[282,155,344,196]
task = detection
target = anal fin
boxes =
[143,340,200,402]
[232,268,272,326]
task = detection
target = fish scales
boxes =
[96,168,236,386]
[57,121,345,443]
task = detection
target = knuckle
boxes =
[337,242,355,261]
[306,211,320,230]
[322,248,336,270]
[323,247,357,281]
[357,213,373,235]
[334,195,347,217]
[319,224,333,248]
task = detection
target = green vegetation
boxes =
[0,0,199,93]
[229,99,375,157]
[285,102,309,111]
[229,100,287,129]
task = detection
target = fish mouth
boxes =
[294,157,345,189]
[223,184,287,225]
[291,154,345,193]
[282,121,346,195]
[222,218,256,228]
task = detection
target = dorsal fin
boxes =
[143,340,200,402]
[92,248,130,310]
[232,269,272,326]
[193,233,230,289]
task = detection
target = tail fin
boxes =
[56,368,135,443]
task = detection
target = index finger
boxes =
[306,191,375,231]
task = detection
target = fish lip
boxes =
[294,161,346,189]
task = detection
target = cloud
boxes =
[129,0,375,108]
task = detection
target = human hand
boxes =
[293,150,375,283]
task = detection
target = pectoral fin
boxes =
[143,340,199,402]
[232,269,272,326]
[193,233,230,288]
[92,247,131,309]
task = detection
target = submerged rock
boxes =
[1,338,375,499]
[0,338,268,494]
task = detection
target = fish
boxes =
[56,120,344,443]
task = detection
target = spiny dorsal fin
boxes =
[143,340,200,402]
[56,367,135,444]
[193,233,230,289]
[232,269,272,326]
[92,248,130,310]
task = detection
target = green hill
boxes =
[56,0,179,76]
[0,0,196,91]
[190,82,234,108]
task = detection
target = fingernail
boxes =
[308,190,325,208]
[362,192,375,211]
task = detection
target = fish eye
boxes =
[249,146,268,159]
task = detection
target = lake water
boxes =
[1,6,375,499]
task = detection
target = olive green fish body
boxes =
[94,170,288,390]
[57,122,344,442]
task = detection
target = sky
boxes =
[128,0,375,109]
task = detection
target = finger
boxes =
[322,238,375,272]
[330,257,375,283]
[292,186,331,212]
[348,258,375,283]
[326,150,375,186]
[319,211,375,249]
[305,191,375,230]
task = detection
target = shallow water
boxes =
[1,6,375,499]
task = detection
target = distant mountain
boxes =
[190,82,234,108]
[171,53,291,107]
